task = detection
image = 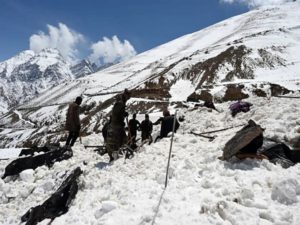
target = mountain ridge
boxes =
[0,49,103,115]
[0,2,299,147]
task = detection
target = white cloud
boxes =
[29,23,85,63]
[29,24,137,65]
[89,35,137,65]
[220,0,296,8]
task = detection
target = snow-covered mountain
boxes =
[1,2,300,147]
[0,50,101,115]
[0,48,73,114]
[71,59,98,79]
[1,3,300,224]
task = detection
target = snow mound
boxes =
[94,201,118,219]
[271,179,300,205]
[19,169,35,183]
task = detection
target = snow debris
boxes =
[0,95,300,225]
[19,169,35,183]
[271,179,300,205]
[94,200,119,219]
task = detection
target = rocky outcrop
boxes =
[71,60,97,78]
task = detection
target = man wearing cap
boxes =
[65,96,82,148]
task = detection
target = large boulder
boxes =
[222,120,264,160]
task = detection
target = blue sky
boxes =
[0,0,251,64]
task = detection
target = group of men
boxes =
[65,89,180,162]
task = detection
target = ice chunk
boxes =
[94,200,118,219]
[19,169,35,182]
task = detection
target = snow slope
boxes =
[0,148,21,159]
[1,2,300,147]
[1,2,300,224]
[1,95,300,225]
[23,1,300,108]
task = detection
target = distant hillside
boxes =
[0,2,300,147]
[0,49,100,115]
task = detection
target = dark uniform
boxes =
[65,97,82,147]
[153,111,180,142]
[140,115,153,142]
[128,114,140,143]
[106,90,130,162]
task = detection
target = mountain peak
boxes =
[0,50,35,75]
[17,50,35,58]
[35,48,64,61]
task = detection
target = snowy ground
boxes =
[0,149,21,159]
[1,96,300,225]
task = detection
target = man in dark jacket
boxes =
[128,113,140,143]
[140,114,153,143]
[153,110,180,142]
[106,89,130,162]
[65,96,82,148]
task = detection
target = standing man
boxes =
[140,114,153,143]
[153,109,180,142]
[106,89,131,162]
[128,113,140,144]
[65,96,82,148]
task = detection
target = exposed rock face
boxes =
[138,45,289,102]
[0,49,74,114]
[187,45,254,87]
[71,60,97,79]
[222,85,249,102]
[187,90,213,102]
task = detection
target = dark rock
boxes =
[21,167,82,225]
[222,85,249,102]
[262,143,300,168]
[187,90,213,102]
[222,120,264,160]
[2,145,72,179]
[19,143,60,156]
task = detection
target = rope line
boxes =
[151,111,178,225]
[151,189,166,225]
